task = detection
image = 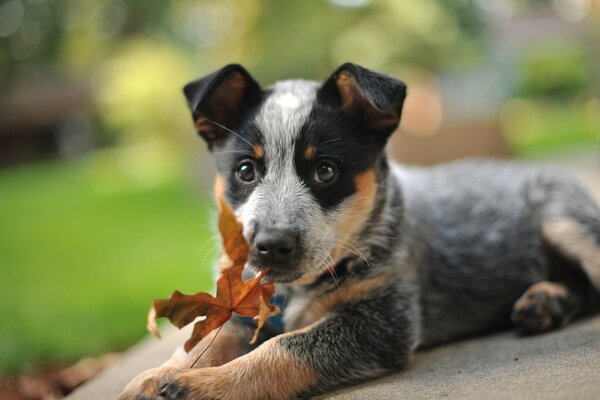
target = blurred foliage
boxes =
[1,0,487,148]
[502,98,600,157]
[95,39,193,145]
[515,44,592,99]
[1,0,486,81]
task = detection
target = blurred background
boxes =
[1,0,599,396]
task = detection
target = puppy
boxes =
[120,63,600,400]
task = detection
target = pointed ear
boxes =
[183,64,261,148]
[319,63,407,136]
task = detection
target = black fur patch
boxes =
[293,102,380,210]
[213,122,266,209]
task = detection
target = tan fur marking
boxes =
[174,325,321,400]
[194,116,211,138]
[287,274,390,330]
[253,144,265,158]
[185,324,248,369]
[332,170,377,260]
[513,281,568,331]
[543,219,600,290]
[118,367,182,400]
[514,281,567,311]
[288,270,323,287]
[528,281,568,298]
[214,174,225,204]
[336,71,357,110]
[335,70,400,130]
[304,145,316,160]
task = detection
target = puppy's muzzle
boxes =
[253,227,298,266]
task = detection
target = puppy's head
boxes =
[183,63,406,283]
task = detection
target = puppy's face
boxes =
[184,64,406,283]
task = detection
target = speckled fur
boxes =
[119,64,600,400]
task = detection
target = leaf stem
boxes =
[189,324,224,369]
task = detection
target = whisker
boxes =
[335,243,367,265]
[328,269,340,289]
[312,245,340,290]
[202,117,254,147]
[212,150,255,156]
[315,138,343,150]
[326,254,340,289]
[318,138,343,145]
[197,234,221,255]
[335,238,371,267]
[199,240,223,267]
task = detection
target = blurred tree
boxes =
[1,0,491,151]
[516,45,592,99]
[95,39,193,144]
[1,0,488,86]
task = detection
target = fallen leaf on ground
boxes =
[147,198,279,352]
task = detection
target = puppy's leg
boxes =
[543,218,600,292]
[531,172,600,291]
[159,288,419,400]
[511,281,585,334]
[119,318,263,400]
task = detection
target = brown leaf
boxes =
[217,196,250,269]
[148,198,279,352]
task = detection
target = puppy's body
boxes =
[398,161,568,346]
[289,159,598,347]
[121,64,600,400]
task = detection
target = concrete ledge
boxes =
[324,316,600,400]
[66,325,188,400]
[68,316,600,399]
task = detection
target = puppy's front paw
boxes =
[158,368,231,400]
[119,367,182,400]
[159,381,190,400]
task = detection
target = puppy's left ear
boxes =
[183,64,261,148]
[319,63,407,136]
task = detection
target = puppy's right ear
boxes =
[319,63,407,138]
[183,64,261,148]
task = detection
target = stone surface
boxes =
[67,316,600,400]
[66,325,189,400]
[323,316,600,400]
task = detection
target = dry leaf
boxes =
[148,198,279,352]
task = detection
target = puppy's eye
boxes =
[314,160,339,185]
[236,160,256,182]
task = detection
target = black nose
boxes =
[254,228,297,265]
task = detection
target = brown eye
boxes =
[314,160,338,185]
[237,160,256,182]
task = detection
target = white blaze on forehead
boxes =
[254,80,319,166]
[277,92,301,109]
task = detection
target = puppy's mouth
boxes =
[248,255,351,284]
[246,261,305,283]
[264,268,305,283]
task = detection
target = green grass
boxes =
[0,155,218,373]
[501,100,600,159]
